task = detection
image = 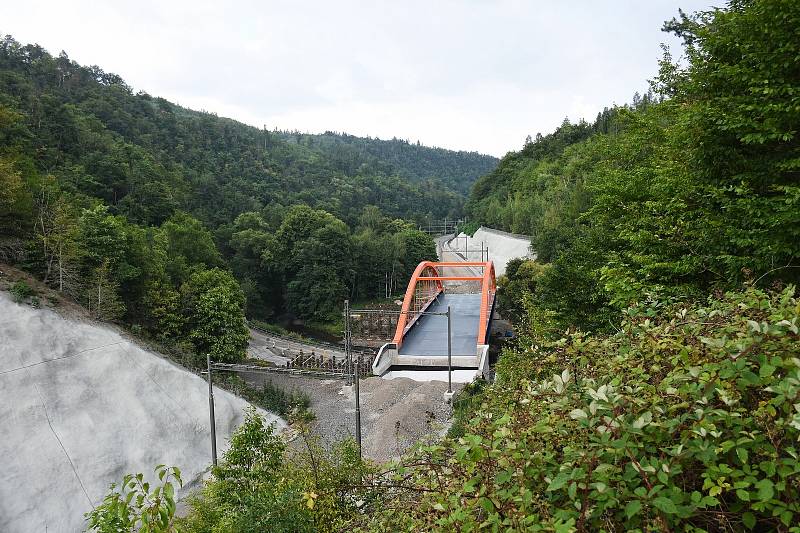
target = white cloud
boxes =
[2,0,714,156]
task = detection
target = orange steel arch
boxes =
[393,261,496,349]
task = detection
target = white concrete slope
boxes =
[446,227,535,276]
[0,292,281,533]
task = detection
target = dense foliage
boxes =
[466,0,800,332]
[225,204,436,320]
[93,285,800,532]
[275,131,497,195]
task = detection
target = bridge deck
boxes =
[398,293,482,357]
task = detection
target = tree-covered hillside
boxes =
[466,0,799,332]
[0,35,462,363]
[0,35,493,228]
[276,131,497,194]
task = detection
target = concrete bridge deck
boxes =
[397,293,481,357]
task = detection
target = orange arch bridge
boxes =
[372,261,496,377]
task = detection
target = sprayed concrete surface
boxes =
[446,227,535,276]
[0,292,280,533]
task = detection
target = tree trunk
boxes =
[58,243,63,292]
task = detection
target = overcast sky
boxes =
[5,0,715,156]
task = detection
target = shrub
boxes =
[448,378,489,440]
[10,280,35,303]
[181,409,372,533]
[86,465,182,532]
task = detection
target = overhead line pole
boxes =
[206,354,218,467]
[447,305,452,395]
[345,300,362,458]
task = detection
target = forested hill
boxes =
[465,103,642,240]
[464,0,799,331]
[275,131,497,194]
[0,35,492,229]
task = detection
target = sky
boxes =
[4,0,715,157]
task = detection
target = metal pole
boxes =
[345,300,362,458]
[207,354,217,467]
[345,300,352,384]
[354,351,362,459]
[447,305,452,394]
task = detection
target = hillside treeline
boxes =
[0,36,468,361]
[275,130,497,194]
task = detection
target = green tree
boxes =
[86,260,125,321]
[228,211,279,318]
[142,279,184,340]
[182,409,314,533]
[656,0,800,287]
[0,157,32,243]
[118,179,178,226]
[496,258,549,322]
[397,228,437,282]
[181,268,249,363]
[161,212,222,285]
[79,205,139,284]
[273,206,353,319]
[86,465,183,533]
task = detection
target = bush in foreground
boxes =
[180,409,372,533]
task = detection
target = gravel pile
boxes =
[240,372,464,462]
